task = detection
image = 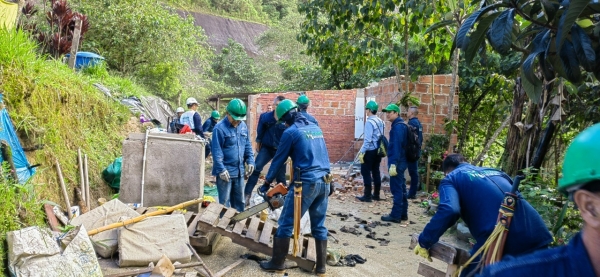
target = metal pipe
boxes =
[56,161,73,219]
[147,134,206,144]
[140,129,149,206]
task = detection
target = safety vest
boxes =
[179,111,197,129]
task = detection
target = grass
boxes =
[0,28,146,271]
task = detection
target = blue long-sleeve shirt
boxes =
[265,114,330,183]
[300,111,318,126]
[211,119,255,177]
[255,111,286,148]
[360,115,384,153]
[477,232,594,277]
[202,118,218,133]
[418,164,552,257]
[387,117,408,166]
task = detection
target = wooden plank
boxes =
[188,213,202,237]
[410,233,459,264]
[199,204,222,226]
[43,204,60,232]
[183,211,195,225]
[445,264,458,277]
[245,217,261,240]
[233,218,248,235]
[196,220,315,272]
[216,209,237,229]
[417,262,445,277]
[258,221,274,245]
[306,237,316,261]
[214,258,245,277]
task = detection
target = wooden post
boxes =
[56,161,73,219]
[84,154,90,209]
[67,19,82,69]
[78,148,85,203]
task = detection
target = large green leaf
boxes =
[488,9,515,55]
[522,30,551,84]
[425,20,455,34]
[556,0,589,52]
[559,39,583,83]
[539,53,555,81]
[520,69,543,103]
[464,12,502,65]
[570,24,596,71]
[540,0,558,21]
[454,3,508,50]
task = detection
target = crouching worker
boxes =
[478,123,600,277]
[259,99,331,276]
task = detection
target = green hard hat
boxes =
[276,99,298,122]
[297,95,310,105]
[382,103,400,113]
[226,99,247,120]
[211,110,220,119]
[558,123,600,194]
[366,100,378,112]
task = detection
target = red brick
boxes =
[436,105,449,115]
[414,83,429,94]
[434,95,448,105]
[434,75,449,85]
[420,94,432,105]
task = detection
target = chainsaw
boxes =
[230,183,288,222]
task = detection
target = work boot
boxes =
[381,214,401,223]
[244,194,251,207]
[372,195,381,201]
[260,237,290,273]
[356,195,372,202]
[315,240,327,276]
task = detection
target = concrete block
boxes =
[119,132,205,212]
[456,222,474,243]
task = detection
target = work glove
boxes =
[389,165,397,177]
[358,152,365,164]
[414,244,432,262]
[245,164,255,177]
[219,170,230,183]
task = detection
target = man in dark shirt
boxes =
[407,106,423,199]
[243,96,287,204]
[202,110,220,158]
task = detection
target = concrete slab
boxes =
[119,132,206,212]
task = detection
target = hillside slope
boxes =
[179,11,269,55]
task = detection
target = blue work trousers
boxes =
[390,163,408,218]
[407,160,419,197]
[360,149,381,197]
[275,180,329,241]
[216,176,245,212]
[244,146,286,195]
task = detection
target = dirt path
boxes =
[190,192,468,277]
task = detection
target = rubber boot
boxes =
[315,240,327,276]
[260,237,290,273]
[356,186,372,202]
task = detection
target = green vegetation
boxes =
[166,0,295,24]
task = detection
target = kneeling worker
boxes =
[259,99,331,276]
[478,123,600,277]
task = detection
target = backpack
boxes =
[402,122,420,162]
[368,118,388,157]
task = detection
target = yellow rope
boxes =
[452,210,514,277]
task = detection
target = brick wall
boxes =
[246,74,458,163]
[247,90,358,162]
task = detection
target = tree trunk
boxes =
[404,19,410,95]
[473,115,511,165]
[457,89,492,153]
[531,114,557,170]
[500,78,527,175]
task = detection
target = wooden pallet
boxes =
[196,203,317,272]
[135,207,221,255]
[409,233,471,277]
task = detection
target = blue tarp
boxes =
[0,94,35,183]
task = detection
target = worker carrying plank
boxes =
[478,124,600,277]
[414,154,552,276]
[259,99,332,276]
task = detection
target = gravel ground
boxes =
[100,190,469,277]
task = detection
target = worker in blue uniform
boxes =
[211,99,255,212]
[414,154,552,276]
[406,106,423,199]
[296,94,319,126]
[477,124,600,277]
[202,110,220,158]
[259,99,331,276]
[381,103,409,223]
[244,96,287,205]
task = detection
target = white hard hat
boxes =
[186,97,199,105]
[176,107,185,113]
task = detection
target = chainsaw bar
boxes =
[231,201,269,223]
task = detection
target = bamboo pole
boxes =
[103,262,204,277]
[56,161,73,219]
[78,148,85,203]
[84,154,90,209]
[87,198,202,236]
